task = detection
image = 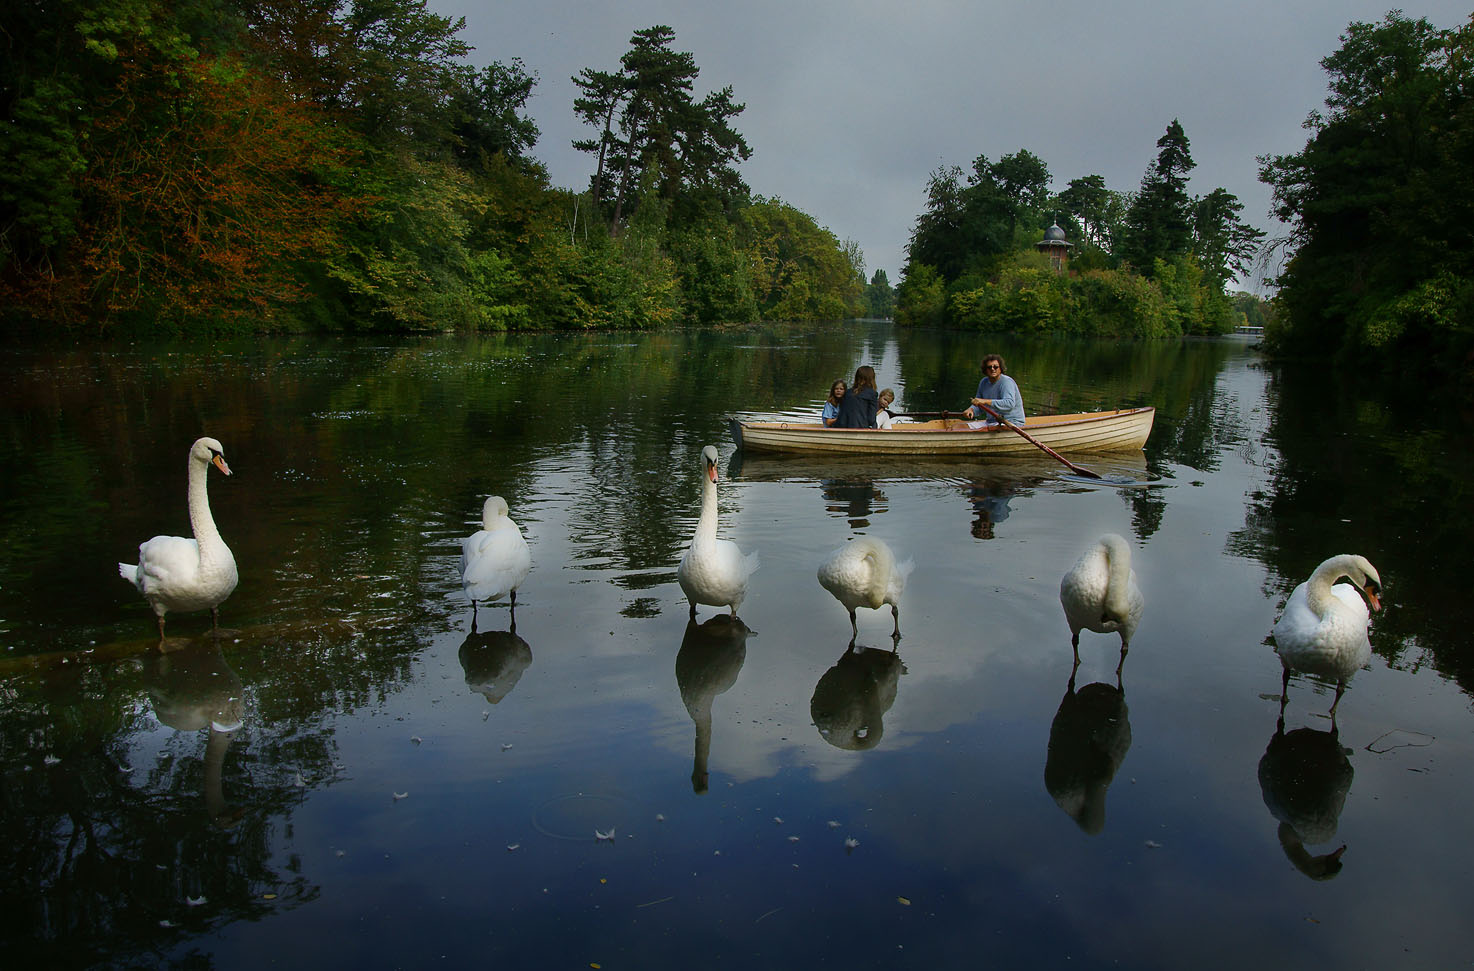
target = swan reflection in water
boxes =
[1258,715,1354,880]
[810,637,905,751]
[676,615,750,793]
[1044,659,1132,834]
[144,638,246,829]
[458,613,532,706]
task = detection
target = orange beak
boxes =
[707,463,718,484]
[212,454,232,476]
[1363,583,1381,611]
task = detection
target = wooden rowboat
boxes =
[729,407,1154,456]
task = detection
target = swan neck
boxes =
[1305,558,1355,617]
[695,476,719,541]
[188,454,224,556]
[1103,538,1132,612]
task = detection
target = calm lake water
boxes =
[3,322,1473,968]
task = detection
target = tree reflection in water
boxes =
[810,638,905,751]
[675,615,749,793]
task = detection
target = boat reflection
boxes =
[458,614,532,706]
[810,637,906,750]
[1044,660,1132,834]
[1257,716,1353,879]
[675,615,750,793]
[144,639,246,829]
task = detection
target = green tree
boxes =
[864,269,895,318]
[1190,188,1265,291]
[1259,11,1474,377]
[573,25,752,233]
[451,59,540,171]
[1120,119,1195,275]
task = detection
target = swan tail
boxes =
[119,562,142,589]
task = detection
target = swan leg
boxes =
[156,614,167,642]
[1329,679,1347,718]
[890,604,901,639]
[211,605,221,631]
[1279,667,1290,718]
[689,601,697,620]
[1070,631,1080,665]
[1115,639,1128,677]
[848,609,858,638]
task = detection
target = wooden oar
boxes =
[976,403,1104,479]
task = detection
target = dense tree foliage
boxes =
[0,8,860,333]
[896,125,1262,337]
[1259,11,1474,387]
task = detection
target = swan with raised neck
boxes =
[120,437,238,640]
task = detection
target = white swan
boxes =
[817,536,913,638]
[460,496,532,620]
[1059,533,1144,668]
[1272,554,1381,717]
[119,437,238,639]
[677,445,758,619]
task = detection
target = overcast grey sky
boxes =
[432,1,1471,289]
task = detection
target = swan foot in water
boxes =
[890,604,901,640]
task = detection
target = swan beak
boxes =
[1363,583,1381,612]
[706,462,718,484]
[212,454,232,476]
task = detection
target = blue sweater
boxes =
[970,374,1025,424]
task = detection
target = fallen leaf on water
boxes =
[844,837,860,853]
[507,844,520,852]
[897,897,911,906]
[827,820,841,829]
[410,736,422,745]
[595,827,615,842]
[393,792,409,801]
[262,893,277,900]
[1144,840,1162,849]
[185,895,207,907]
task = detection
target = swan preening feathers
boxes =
[119,437,238,640]
[1272,554,1381,717]
[460,496,532,619]
[1059,534,1143,669]
[677,445,759,619]
[817,536,913,638]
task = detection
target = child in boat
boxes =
[821,379,846,426]
[876,388,896,429]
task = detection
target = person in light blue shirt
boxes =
[821,379,846,426]
[963,354,1025,425]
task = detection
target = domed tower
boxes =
[1036,221,1074,274]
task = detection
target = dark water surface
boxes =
[3,323,1473,968]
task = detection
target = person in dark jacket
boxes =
[835,365,880,429]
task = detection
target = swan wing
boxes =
[462,526,532,601]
